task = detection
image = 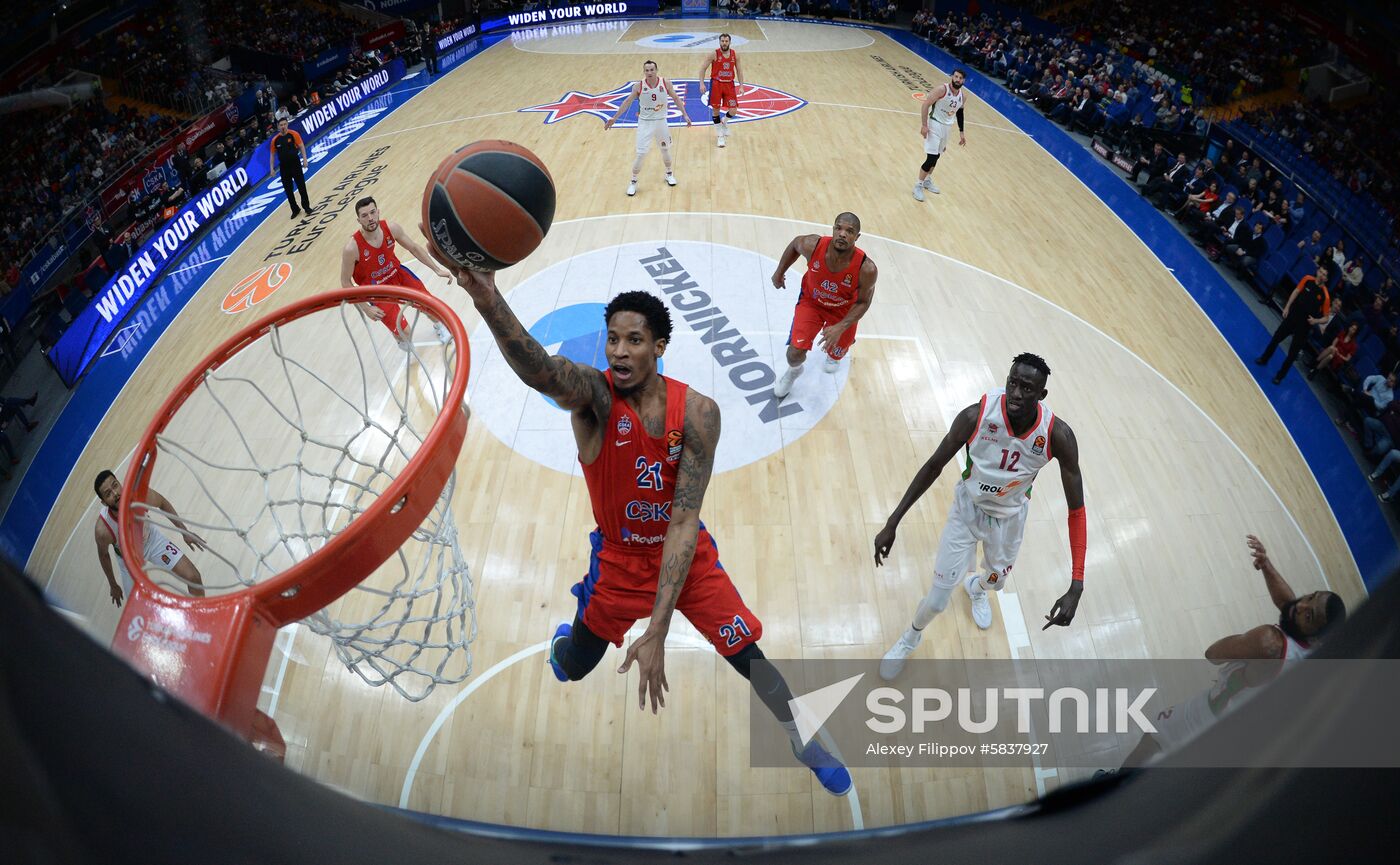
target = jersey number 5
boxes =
[635,457,664,490]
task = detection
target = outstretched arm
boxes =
[604,82,641,130]
[340,239,358,288]
[1043,418,1085,629]
[388,221,450,278]
[770,234,818,289]
[874,401,981,565]
[664,79,692,126]
[420,229,610,417]
[147,489,205,551]
[618,391,721,712]
[94,520,123,606]
[1205,624,1285,664]
[1246,534,1296,611]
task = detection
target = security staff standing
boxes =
[270,118,315,219]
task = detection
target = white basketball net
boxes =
[128,299,476,701]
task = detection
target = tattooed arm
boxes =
[420,231,611,424]
[617,389,721,712]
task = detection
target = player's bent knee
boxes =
[921,154,940,172]
[723,642,766,680]
[559,617,609,681]
[712,115,722,124]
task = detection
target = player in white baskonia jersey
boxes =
[1122,534,1346,766]
[93,468,206,606]
[604,59,691,197]
[914,68,967,202]
[874,353,1088,680]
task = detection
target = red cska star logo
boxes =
[520,89,629,124]
[521,80,806,127]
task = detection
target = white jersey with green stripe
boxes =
[960,388,1056,519]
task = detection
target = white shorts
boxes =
[1151,661,1248,754]
[635,118,671,154]
[924,121,953,156]
[115,527,185,591]
[932,481,1028,592]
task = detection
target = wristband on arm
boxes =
[1068,506,1087,581]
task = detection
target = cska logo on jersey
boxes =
[1032,435,1046,456]
[363,249,370,259]
[520,80,806,128]
[617,416,633,436]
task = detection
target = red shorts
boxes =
[366,265,428,336]
[709,81,738,111]
[575,527,762,657]
[788,297,858,359]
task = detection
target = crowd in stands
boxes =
[913,3,1399,505]
[916,8,1206,140]
[0,100,182,299]
[1235,96,1398,240]
[712,0,896,20]
[1044,0,1325,106]
[204,0,363,63]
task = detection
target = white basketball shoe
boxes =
[912,183,925,202]
[880,628,922,681]
[964,573,993,630]
[773,363,804,398]
[626,181,637,196]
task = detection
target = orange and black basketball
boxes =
[422,140,556,272]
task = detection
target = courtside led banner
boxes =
[48,59,407,386]
[434,20,480,54]
[482,0,657,32]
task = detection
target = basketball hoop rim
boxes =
[119,285,471,622]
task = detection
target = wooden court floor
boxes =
[32,19,1363,836]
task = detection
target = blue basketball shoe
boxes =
[548,622,572,682]
[793,739,853,796]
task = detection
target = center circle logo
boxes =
[471,241,849,476]
[635,32,749,50]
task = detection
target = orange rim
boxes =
[119,286,471,626]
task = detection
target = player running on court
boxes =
[698,34,743,148]
[341,196,451,345]
[604,59,692,196]
[423,232,854,796]
[770,212,878,397]
[914,69,967,202]
[876,353,1088,679]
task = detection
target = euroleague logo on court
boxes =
[222,262,292,314]
[520,80,805,127]
[471,241,850,477]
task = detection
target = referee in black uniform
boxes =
[269,118,315,218]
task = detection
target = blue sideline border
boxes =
[0,34,502,566]
[0,18,1388,589]
[883,30,1391,588]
